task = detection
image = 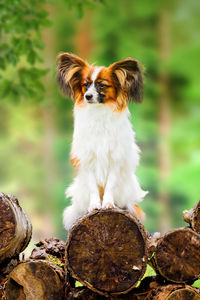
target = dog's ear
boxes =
[57,53,87,98]
[109,58,144,103]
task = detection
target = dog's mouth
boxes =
[87,100,104,104]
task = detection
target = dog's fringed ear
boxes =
[57,53,87,98]
[109,58,144,103]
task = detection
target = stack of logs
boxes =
[0,192,199,299]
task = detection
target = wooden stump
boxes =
[0,193,32,264]
[153,228,200,283]
[66,209,148,296]
[4,260,65,300]
[183,200,200,234]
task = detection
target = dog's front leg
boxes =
[102,171,117,209]
[88,172,101,212]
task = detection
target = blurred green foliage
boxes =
[65,0,104,18]
[0,0,199,242]
[0,0,50,100]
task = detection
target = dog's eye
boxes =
[83,82,89,87]
[99,82,107,88]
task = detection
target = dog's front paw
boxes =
[88,194,101,212]
[88,202,101,212]
[102,194,116,209]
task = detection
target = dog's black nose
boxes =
[85,94,93,100]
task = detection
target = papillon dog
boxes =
[57,53,148,230]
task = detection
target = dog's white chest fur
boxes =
[72,105,139,185]
[63,104,147,230]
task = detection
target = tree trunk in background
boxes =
[42,3,57,198]
[75,11,94,60]
[39,3,58,238]
[158,7,171,234]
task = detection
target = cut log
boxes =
[0,193,32,264]
[66,287,145,299]
[65,278,199,300]
[152,228,200,283]
[166,287,200,299]
[0,256,19,279]
[66,209,148,296]
[0,276,6,300]
[65,276,163,300]
[183,200,200,234]
[4,259,65,300]
[149,285,200,300]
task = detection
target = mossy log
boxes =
[152,228,200,283]
[3,260,65,300]
[0,193,32,264]
[66,209,148,296]
[183,200,200,234]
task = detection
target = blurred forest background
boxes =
[0,0,200,251]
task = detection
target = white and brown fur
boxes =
[57,53,147,230]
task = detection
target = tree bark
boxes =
[152,228,200,283]
[0,193,32,264]
[183,200,200,234]
[3,260,65,300]
[66,209,148,296]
